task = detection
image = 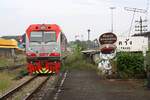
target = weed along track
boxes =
[0,75,50,100]
[0,64,26,72]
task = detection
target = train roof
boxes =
[26,24,62,38]
[26,24,61,32]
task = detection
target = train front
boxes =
[26,24,61,74]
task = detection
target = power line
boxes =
[135,16,148,33]
[146,0,149,31]
[124,7,147,36]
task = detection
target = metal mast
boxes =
[124,7,147,36]
[110,7,116,33]
[87,29,91,41]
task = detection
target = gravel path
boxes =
[45,69,150,100]
[31,75,58,100]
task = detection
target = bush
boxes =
[146,51,150,71]
[117,52,145,78]
[62,42,96,71]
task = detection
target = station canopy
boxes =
[0,38,18,48]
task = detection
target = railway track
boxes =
[0,75,50,100]
[0,64,26,72]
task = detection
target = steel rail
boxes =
[23,76,50,100]
[0,75,37,100]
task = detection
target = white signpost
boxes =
[116,36,148,52]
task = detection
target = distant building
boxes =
[1,34,26,49]
[1,36,19,41]
[133,32,150,48]
[0,38,18,58]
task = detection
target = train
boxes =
[25,24,67,74]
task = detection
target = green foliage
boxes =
[63,42,96,70]
[69,40,88,51]
[117,52,145,78]
[0,54,26,67]
[146,51,150,71]
[0,79,10,92]
[0,57,13,67]
[0,72,14,92]
[14,70,28,80]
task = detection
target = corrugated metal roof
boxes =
[0,46,18,48]
[0,38,18,48]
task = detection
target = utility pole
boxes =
[87,29,91,49]
[135,16,148,34]
[146,0,150,15]
[124,7,147,36]
[87,29,90,41]
[110,7,116,32]
[146,0,149,32]
[146,0,150,89]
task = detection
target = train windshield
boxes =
[44,31,56,42]
[30,31,56,43]
[30,32,43,42]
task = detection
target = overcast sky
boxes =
[0,0,149,41]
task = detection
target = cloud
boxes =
[0,0,149,40]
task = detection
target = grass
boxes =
[0,68,28,95]
[0,57,13,67]
[16,54,26,64]
[61,52,97,71]
[0,72,14,94]
[0,54,27,96]
[0,54,26,67]
[0,55,27,95]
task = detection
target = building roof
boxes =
[0,38,18,48]
[133,32,150,37]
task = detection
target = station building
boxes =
[0,38,18,58]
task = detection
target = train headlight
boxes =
[52,49,56,52]
[28,47,33,51]
[26,52,36,57]
[28,48,36,53]
[53,47,58,52]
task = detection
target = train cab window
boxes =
[44,31,56,42]
[30,32,42,42]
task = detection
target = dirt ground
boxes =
[45,69,150,100]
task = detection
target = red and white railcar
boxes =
[26,24,67,74]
